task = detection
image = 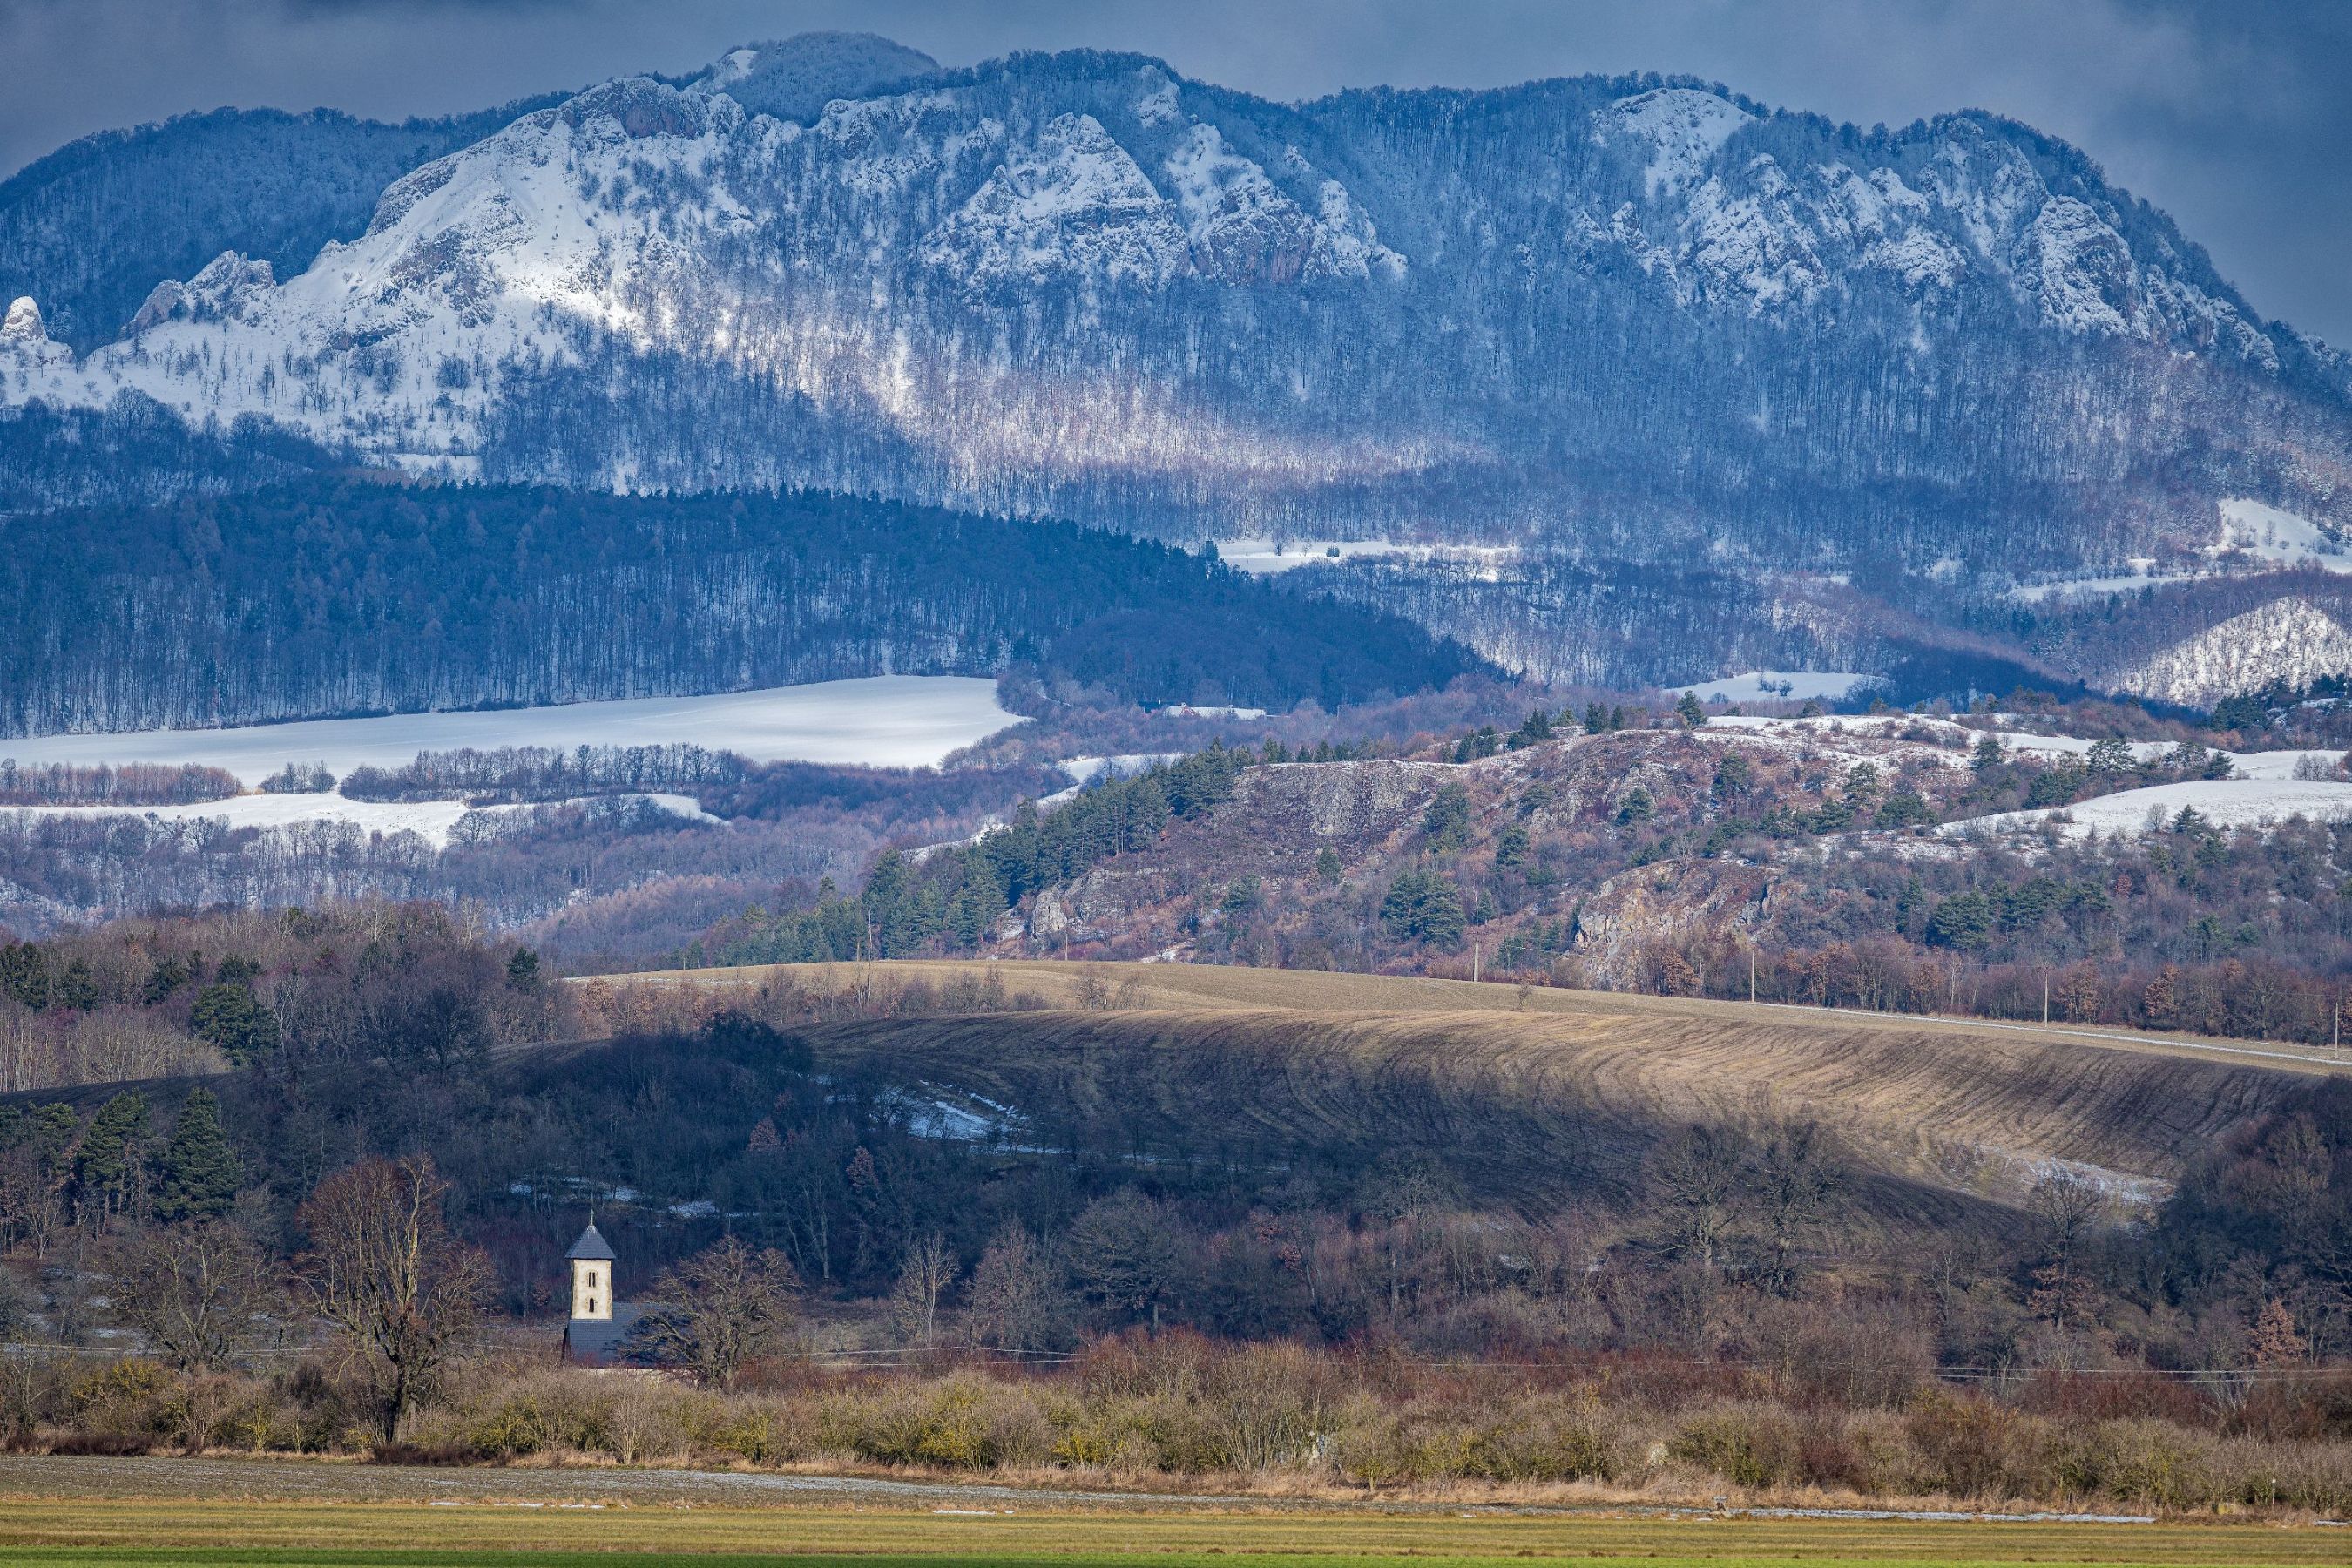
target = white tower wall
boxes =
[571,1257,611,1321]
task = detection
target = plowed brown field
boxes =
[579,962,2342,1233]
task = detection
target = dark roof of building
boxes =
[562,1302,648,1366]
[565,1220,618,1261]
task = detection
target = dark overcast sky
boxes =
[3,0,2346,344]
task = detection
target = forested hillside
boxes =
[0,481,1484,735]
[0,400,330,519]
[702,701,2352,1052]
[7,38,2349,692]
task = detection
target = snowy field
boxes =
[0,677,1017,783]
[0,791,713,849]
[2011,497,2349,602]
[1670,671,1881,704]
[1706,711,2334,766]
[1953,779,2352,839]
[1211,538,1520,577]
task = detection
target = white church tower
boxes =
[561,1213,643,1367]
[567,1214,617,1321]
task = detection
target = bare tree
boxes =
[963,1221,1068,1354]
[886,1232,960,1349]
[1064,1189,1190,1328]
[1747,1121,1846,1295]
[296,1153,490,1441]
[2028,1169,2107,1270]
[626,1236,799,1391]
[106,1220,275,1372]
[1646,1124,1750,1272]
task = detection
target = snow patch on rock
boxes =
[1611,88,1753,198]
[925,112,1190,290]
[0,296,71,368]
[1132,74,1181,128]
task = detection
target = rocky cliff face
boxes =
[6,35,2349,693]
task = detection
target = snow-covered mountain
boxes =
[6,35,2350,694]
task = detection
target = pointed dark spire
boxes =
[565,1213,617,1261]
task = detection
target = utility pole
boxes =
[1748,943,1758,1005]
[1472,940,1480,983]
[2042,975,2050,1025]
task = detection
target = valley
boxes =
[0,17,2349,1544]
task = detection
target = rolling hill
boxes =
[574,960,2340,1244]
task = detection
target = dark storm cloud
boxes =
[2,0,2344,341]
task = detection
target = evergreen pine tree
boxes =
[191,982,280,1063]
[74,1092,148,1220]
[152,1087,242,1224]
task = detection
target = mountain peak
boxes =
[2,295,43,341]
[684,32,940,123]
[1,294,70,365]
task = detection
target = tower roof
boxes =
[565,1219,617,1261]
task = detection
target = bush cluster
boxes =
[6,1342,2348,1516]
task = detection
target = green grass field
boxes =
[0,1501,2341,1568]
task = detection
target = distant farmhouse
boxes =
[559,1216,649,1368]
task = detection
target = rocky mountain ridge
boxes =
[5,34,2350,695]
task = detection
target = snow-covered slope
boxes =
[0,675,1016,780]
[1952,778,2352,840]
[6,37,2350,693]
[3,51,1431,503]
[1671,670,1878,704]
[2113,598,2352,708]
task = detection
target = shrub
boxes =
[1795,1409,1921,1497]
[407,1369,618,1461]
[825,1377,1042,1471]
[1205,1342,1337,1471]
[67,1357,176,1445]
[2235,1436,2352,1514]
[707,1403,794,1464]
[2062,1418,2220,1510]
[605,1379,705,1465]
[1463,1402,1618,1483]
[1045,1400,1125,1470]
[1327,1402,1422,1486]
[1905,1389,2053,1500]
[1667,1402,1803,1489]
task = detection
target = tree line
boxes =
[0,760,239,807]
[0,479,1486,736]
[341,744,747,803]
